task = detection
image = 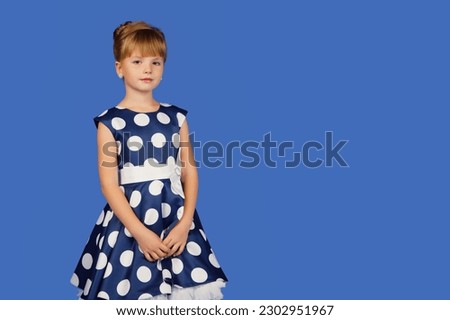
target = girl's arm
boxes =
[163,119,198,256]
[97,122,169,261]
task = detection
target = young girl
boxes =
[71,21,228,300]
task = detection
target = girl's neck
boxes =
[119,91,159,112]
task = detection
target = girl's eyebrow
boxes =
[130,55,162,59]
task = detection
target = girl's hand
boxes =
[163,221,191,257]
[135,229,170,262]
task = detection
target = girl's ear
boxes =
[115,61,123,78]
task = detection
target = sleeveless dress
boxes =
[70,103,228,300]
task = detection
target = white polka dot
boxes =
[176,112,186,127]
[191,267,208,283]
[144,158,159,167]
[187,241,202,256]
[199,229,207,241]
[160,102,172,107]
[134,113,150,126]
[84,279,92,296]
[98,109,108,117]
[102,210,113,227]
[124,228,133,238]
[172,133,180,148]
[159,282,172,294]
[116,105,125,109]
[111,117,126,130]
[144,208,159,225]
[156,260,162,271]
[190,221,195,230]
[82,253,93,270]
[162,269,172,280]
[95,233,100,245]
[123,162,134,167]
[97,291,109,299]
[96,252,108,270]
[119,186,125,193]
[138,293,153,299]
[209,253,221,268]
[149,180,164,195]
[108,231,119,248]
[172,258,184,275]
[120,250,134,267]
[127,135,143,151]
[137,266,152,283]
[167,156,176,166]
[104,263,113,278]
[70,273,79,287]
[161,203,171,218]
[177,206,184,220]
[151,133,166,148]
[98,236,104,249]
[129,191,142,208]
[96,210,105,225]
[116,140,122,155]
[117,279,131,296]
[157,112,170,124]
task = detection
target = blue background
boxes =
[1,0,448,299]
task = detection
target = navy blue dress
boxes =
[71,103,228,300]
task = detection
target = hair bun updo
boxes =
[113,21,133,40]
[113,21,167,63]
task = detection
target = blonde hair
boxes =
[113,21,167,62]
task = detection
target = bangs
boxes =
[121,29,166,61]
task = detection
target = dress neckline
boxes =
[116,104,161,114]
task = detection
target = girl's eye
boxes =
[153,61,162,66]
[132,60,142,64]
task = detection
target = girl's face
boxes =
[115,51,164,94]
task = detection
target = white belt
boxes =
[119,160,185,198]
[119,164,171,184]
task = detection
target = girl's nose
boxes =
[144,64,152,74]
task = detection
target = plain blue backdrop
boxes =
[0,0,448,299]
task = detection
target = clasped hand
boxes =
[137,222,190,262]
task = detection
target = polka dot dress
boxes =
[71,104,228,300]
